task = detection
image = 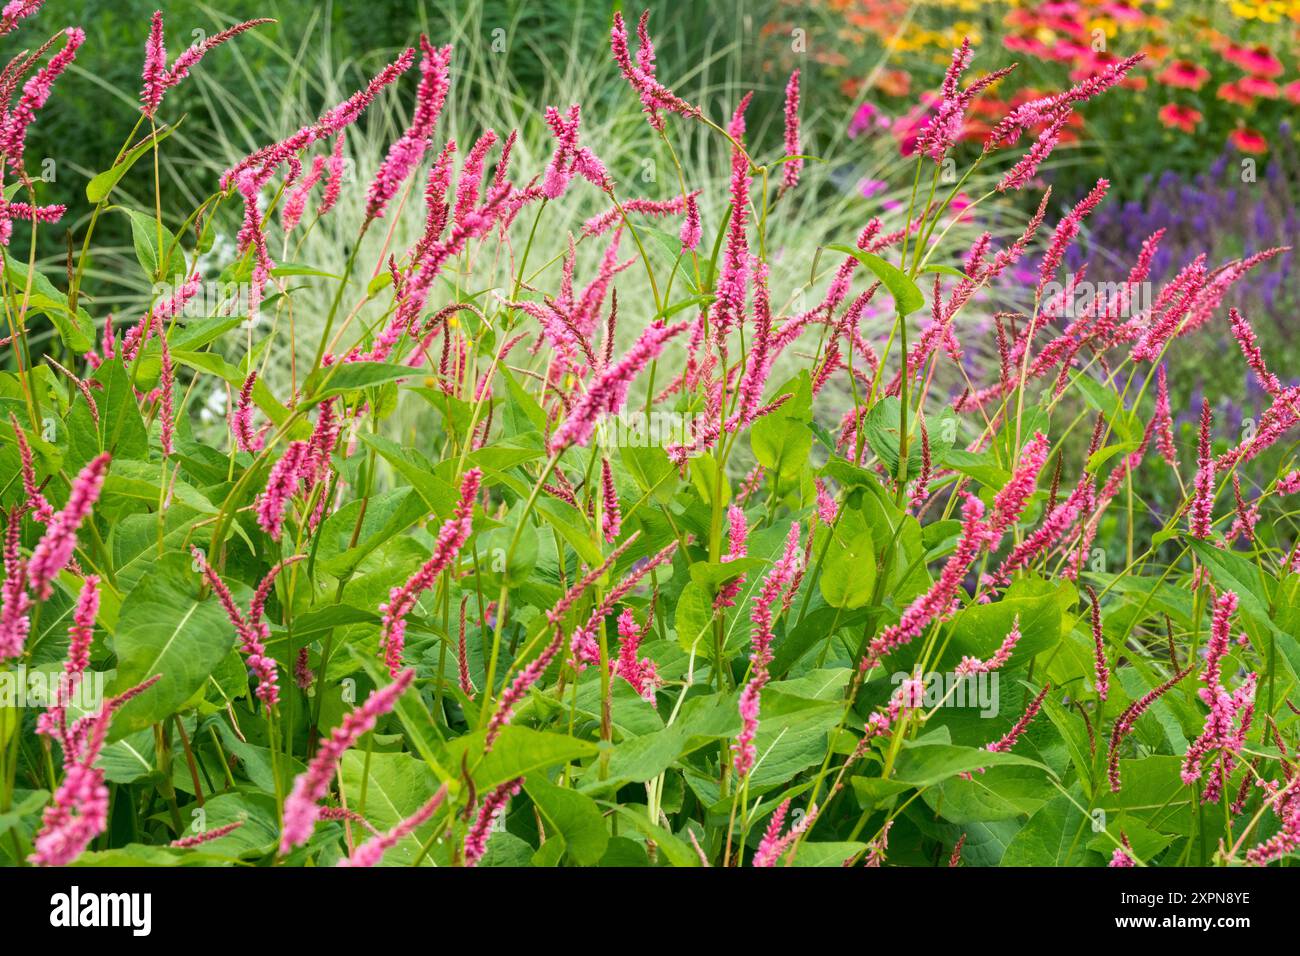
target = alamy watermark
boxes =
[891,669,1000,718]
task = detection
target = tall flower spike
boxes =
[280,669,415,852]
[1154,364,1178,470]
[10,411,52,522]
[1189,398,1213,539]
[339,784,449,867]
[366,38,452,220]
[782,69,801,189]
[255,440,308,541]
[548,320,688,452]
[463,777,522,866]
[379,468,480,676]
[600,458,621,544]
[1086,585,1110,701]
[0,507,30,660]
[27,452,110,600]
[1,26,83,171]
[140,11,167,118]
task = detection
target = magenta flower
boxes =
[338,784,448,867]
[256,440,309,541]
[609,11,701,129]
[463,777,522,866]
[0,508,31,660]
[734,522,802,779]
[866,493,992,667]
[171,821,245,849]
[548,319,687,452]
[1,26,83,170]
[10,412,53,522]
[379,468,480,676]
[782,69,801,190]
[231,371,261,452]
[366,38,452,220]
[280,669,415,852]
[988,431,1050,539]
[139,11,167,117]
[600,458,621,543]
[1189,399,1214,539]
[679,191,701,250]
[1107,664,1192,792]
[955,616,1021,676]
[27,452,110,600]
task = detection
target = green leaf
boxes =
[826,246,925,316]
[109,554,235,738]
[819,506,877,610]
[890,742,1049,787]
[524,774,609,865]
[85,120,182,204]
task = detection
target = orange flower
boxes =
[1156,60,1210,90]
[1229,127,1268,153]
[876,69,910,98]
[1158,103,1202,133]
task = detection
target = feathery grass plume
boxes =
[339,784,449,867]
[463,777,522,866]
[280,669,414,852]
[379,468,481,676]
[27,452,109,599]
[1189,399,1214,539]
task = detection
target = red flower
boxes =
[1216,81,1255,106]
[1156,60,1209,90]
[1158,103,1202,133]
[1229,127,1268,154]
[1238,75,1280,99]
[1223,43,1283,78]
[1284,80,1300,105]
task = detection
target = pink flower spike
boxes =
[464,777,522,866]
[0,507,31,660]
[549,320,688,452]
[600,458,621,544]
[988,431,1049,539]
[27,452,110,600]
[2,27,83,171]
[232,371,261,453]
[171,821,245,848]
[955,616,1021,676]
[782,69,802,189]
[1189,399,1214,539]
[338,784,448,867]
[10,411,53,522]
[679,191,701,250]
[1086,586,1110,701]
[280,669,415,852]
[379,468,481,676]
[255,440,309,541]
[1228,307,1281,397]
[140,11,167,118]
